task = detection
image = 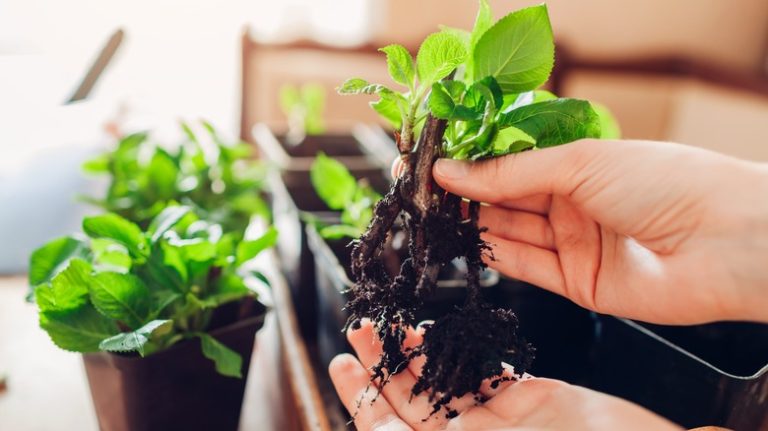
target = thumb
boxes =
[433,140,600,204]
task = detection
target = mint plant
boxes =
[336,2,616,416]
[309,152,381,239]
[29,205,277,377]
[82,121,269,235]
[279,83,327,145]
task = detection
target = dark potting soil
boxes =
[344,167,535,417]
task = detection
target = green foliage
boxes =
[81,121,269,235]
[472,5,554,93]
[198,333,243,378]
[338,1,619,159]
[99,319,172,356]
[279,83,326,140]
[29,206,276,378]
[310,153,382,239]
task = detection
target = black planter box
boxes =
[592,317,768,429]
[268,165,391,339]
[82,310,266,431]
[252,122,390,175]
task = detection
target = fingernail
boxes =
[416,320,435,329]
[434,159,470,180]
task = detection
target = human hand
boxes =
[415,139,768,324]
[329,320,681,431]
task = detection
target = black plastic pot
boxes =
[82,311,265,431]
[268,167,390,339]
[592,317,768,429]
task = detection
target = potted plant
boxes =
[81,121,270,236]
[28,205,277,431]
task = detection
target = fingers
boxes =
[473,204,555,250]
[482,232,566,298]
[329,354,412,431]
[391,156,405,180]
[347,321,482,427]
[347,321,420,407]
[347,321,448,428]
[433,141,597,205]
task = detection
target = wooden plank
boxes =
[261,251,333,431]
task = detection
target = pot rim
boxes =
[611,317,768,380]
[252,122,381,171]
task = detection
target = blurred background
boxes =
[1,0,767,427]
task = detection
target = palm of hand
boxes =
[330,320,680,431]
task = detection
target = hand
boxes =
[417,139,768,324]
[329,321,681,431]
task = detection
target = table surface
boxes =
[0,276,98,430]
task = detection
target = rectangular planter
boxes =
[83,307,266,431]
[268,166,391,339]
[252,123,389,174]
[592,316,768,429]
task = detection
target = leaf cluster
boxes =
[82,121,269,235]
[309,153,381,239]
[339,1,620,159]
[279,83,327,141]
[29,206,277,378]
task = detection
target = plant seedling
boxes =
[279,83,327,145]
[309,152,381,239]
[337,1,617,416]
[82,121,269,236]
[29,205,277,378]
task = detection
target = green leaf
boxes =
[470,0,493,51]
[88,272,150,329]
[236,227,278,266]
[310,153,357,210]
[437,26,470,51]
[146,150,179,198]
[83,214,146,258]
[464,77,504,112]
[35,259,92,313]
[371,96,403,130]
[416,31,468,86]
[380,44,415,88]
[493,126,536,155]
[279,85,300,115]
[592,102,622,139]
[498,99,601,148]
[337,78,391,95]
[198,333,243,378]
[99,319,173,356]
[319,224,363,240]
[40,305,119,352]
[169,238,218,263]
[148,205,192,244]
[473,5,554,93]
[29,237,90,287]
[428,83,481,121]
[82,155,110,174]
[442,81,467,100]
[302,84,326,135]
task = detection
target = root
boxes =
[345,114,534,416]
